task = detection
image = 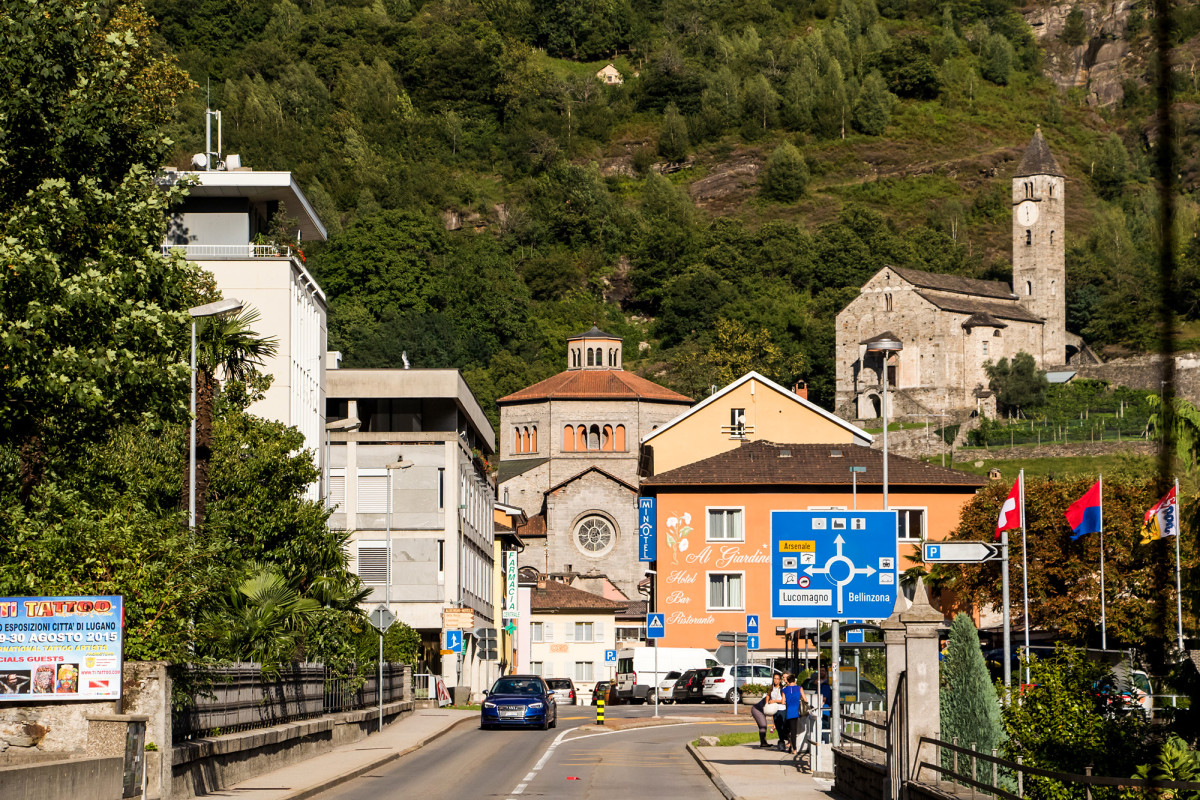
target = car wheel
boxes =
[551,712,558,729]
[727,688,741,704]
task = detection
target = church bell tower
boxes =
[1013,127,1067,366]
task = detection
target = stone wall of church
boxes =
[541,470,642,597]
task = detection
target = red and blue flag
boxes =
[1065,481,1102,541]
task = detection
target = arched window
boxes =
[563,425,575,452]
[884,293,893,312]
[602,425,613,451]
[614,425,626,451]
[1050,280,1056,296]
[1049,184,1054,197]
[588,425,601,450]
[521,427,530,453]
[576,425,587,451]
[1050,230,1055,245]
[530,426,537,452]
[1025,230,1032,246]
[1026,280,1033,296]
[514,427,522,453]
[587,348,594,367]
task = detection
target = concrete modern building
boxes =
[325,365,497,694]
[161,166,328,489]
[497,327,692,598]
[834,129,1096,422]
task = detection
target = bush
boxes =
[981,34,1014,85]
[761,142,810,202]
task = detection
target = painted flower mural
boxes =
[665,512,692,563]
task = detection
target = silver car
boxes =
[545,677,579,706]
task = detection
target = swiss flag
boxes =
[994,480,1022,541]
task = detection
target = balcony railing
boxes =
[161,243,296,259]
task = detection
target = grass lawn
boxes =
[694,731,763,747]
[862,422,931,434]
[446,703,481,711]
[936,453,1155,481]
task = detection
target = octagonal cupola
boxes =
[567,326,622,370]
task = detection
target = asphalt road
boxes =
[314,704,755,800]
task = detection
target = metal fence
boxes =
[161,243,297,259]
[173,662,409,741]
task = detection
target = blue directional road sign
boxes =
[637,497,657,562]
[747,635,760,651]
[771,510,898,621]
[647,613,665,639]
[746,614,759,635]
[605,649,617,665]
[845,619,865,644]
[445,630,463,654]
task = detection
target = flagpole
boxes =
[1002,526,1012,698]
[1099,475,1107,651]
[1176,476,1184,651]
[1020,468,1030,686]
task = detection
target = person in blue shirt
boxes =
[781,673,805,753]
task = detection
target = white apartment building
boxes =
[162,167,328,490]
[326,365,497,694]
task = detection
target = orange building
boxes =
[639,441,985,658]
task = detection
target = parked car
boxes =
[591,681,609,705]
[616,647,721,703]
[545,677,579,706]
[672,668,710,703]
[702,664,780,703]
[653,671,683,704]
[480,675,557,730]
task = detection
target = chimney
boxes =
[793,381,808,400]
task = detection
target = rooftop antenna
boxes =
[194,78,222,171]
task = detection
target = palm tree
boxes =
[182,308,278,527]
[199,563,321,665]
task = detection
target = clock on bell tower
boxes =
[1013,127,1066,367]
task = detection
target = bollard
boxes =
[596,697,605,725]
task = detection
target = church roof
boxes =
[497,457,549,484]
[567,325,621,341]
[961,312,1009,329]
[915,291,1044,324]
[860,330,903,346]
[890,267,1016,300]
[497,369,692,405]
[1015,128,1064,177]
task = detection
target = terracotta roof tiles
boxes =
[497,369,692,404]
[530,580,627,611]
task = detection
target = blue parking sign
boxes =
[445,630,462,653]
[605,649,617,664]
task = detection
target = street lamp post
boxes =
[187,298,244,530]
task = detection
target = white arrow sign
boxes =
[805,534,876,613]
[923,541,1004,563]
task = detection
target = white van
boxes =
[615,647,722,703]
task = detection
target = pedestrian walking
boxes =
[782,673,805,754]
[752,673,783,747]
[765,673,787,747]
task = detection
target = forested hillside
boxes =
[148,0,1200,425]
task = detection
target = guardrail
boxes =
[839,710,887,757]
[172,662,409,741]
[161,243,297,259]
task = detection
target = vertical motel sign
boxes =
[638,497,656,562]
[502,551,519,620]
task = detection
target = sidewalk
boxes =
[688,741,837,800]
[207,707,477,800]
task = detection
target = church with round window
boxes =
[496,327,692,597]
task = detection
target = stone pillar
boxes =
[901,578,945,777]
[881,590,906,709]
[86,714,148,799]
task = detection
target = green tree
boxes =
[1060,6,1087,46]
[1092,133,1131,200]
[1,0,195,503]
[983,351,1049,415]
[872,36,943,99]
[941,613,1003,779]
[853,71,897,135]
[742,73,780,132]
[980,33,1014,85]
[186,309,279,527]
[761,142,810,202]
[658,102,690,162]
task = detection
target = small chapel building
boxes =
[834,128,1096,421]
[496,327,692,597]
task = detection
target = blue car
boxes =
[480,675,558,730]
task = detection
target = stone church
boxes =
[835,128,1095,421]
[496,327,692,598]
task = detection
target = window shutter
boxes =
[594,622,604,642]
[327,474,345,511]
[356,544,388,584]
[565,623,575,642]
[544,622,554,642]
[357,475,388,513]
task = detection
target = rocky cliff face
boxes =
[1024,0,1137,107]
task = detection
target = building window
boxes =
[897,508,925,540]
[707,572,744,611]
[531,661,543,676]
[885,293,893,312]
[563,424,575,452]
[575,662,595,682]
[531,426,537,451]
[588,424,601,450]
[614,425,626,451]
[438,468,445,509]
[574,622,594,642]
[615,625,646,643]
[437,540,444,583]
[982,341,989,356]
[327,469,346,512]
[587,348,594,366]
[576,425,587,451]
[531,621,544,642]
[1050,230,1055,245]
[730,408,745,436]
[356,543,389,584]
[1025,230,1032,246]
[357,471,388,514]
[575,515,615,556]
[707,508,744,542]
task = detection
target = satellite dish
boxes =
[191,152,209,168]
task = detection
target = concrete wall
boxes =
[0,756,123,800]
[833,748,888,800]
